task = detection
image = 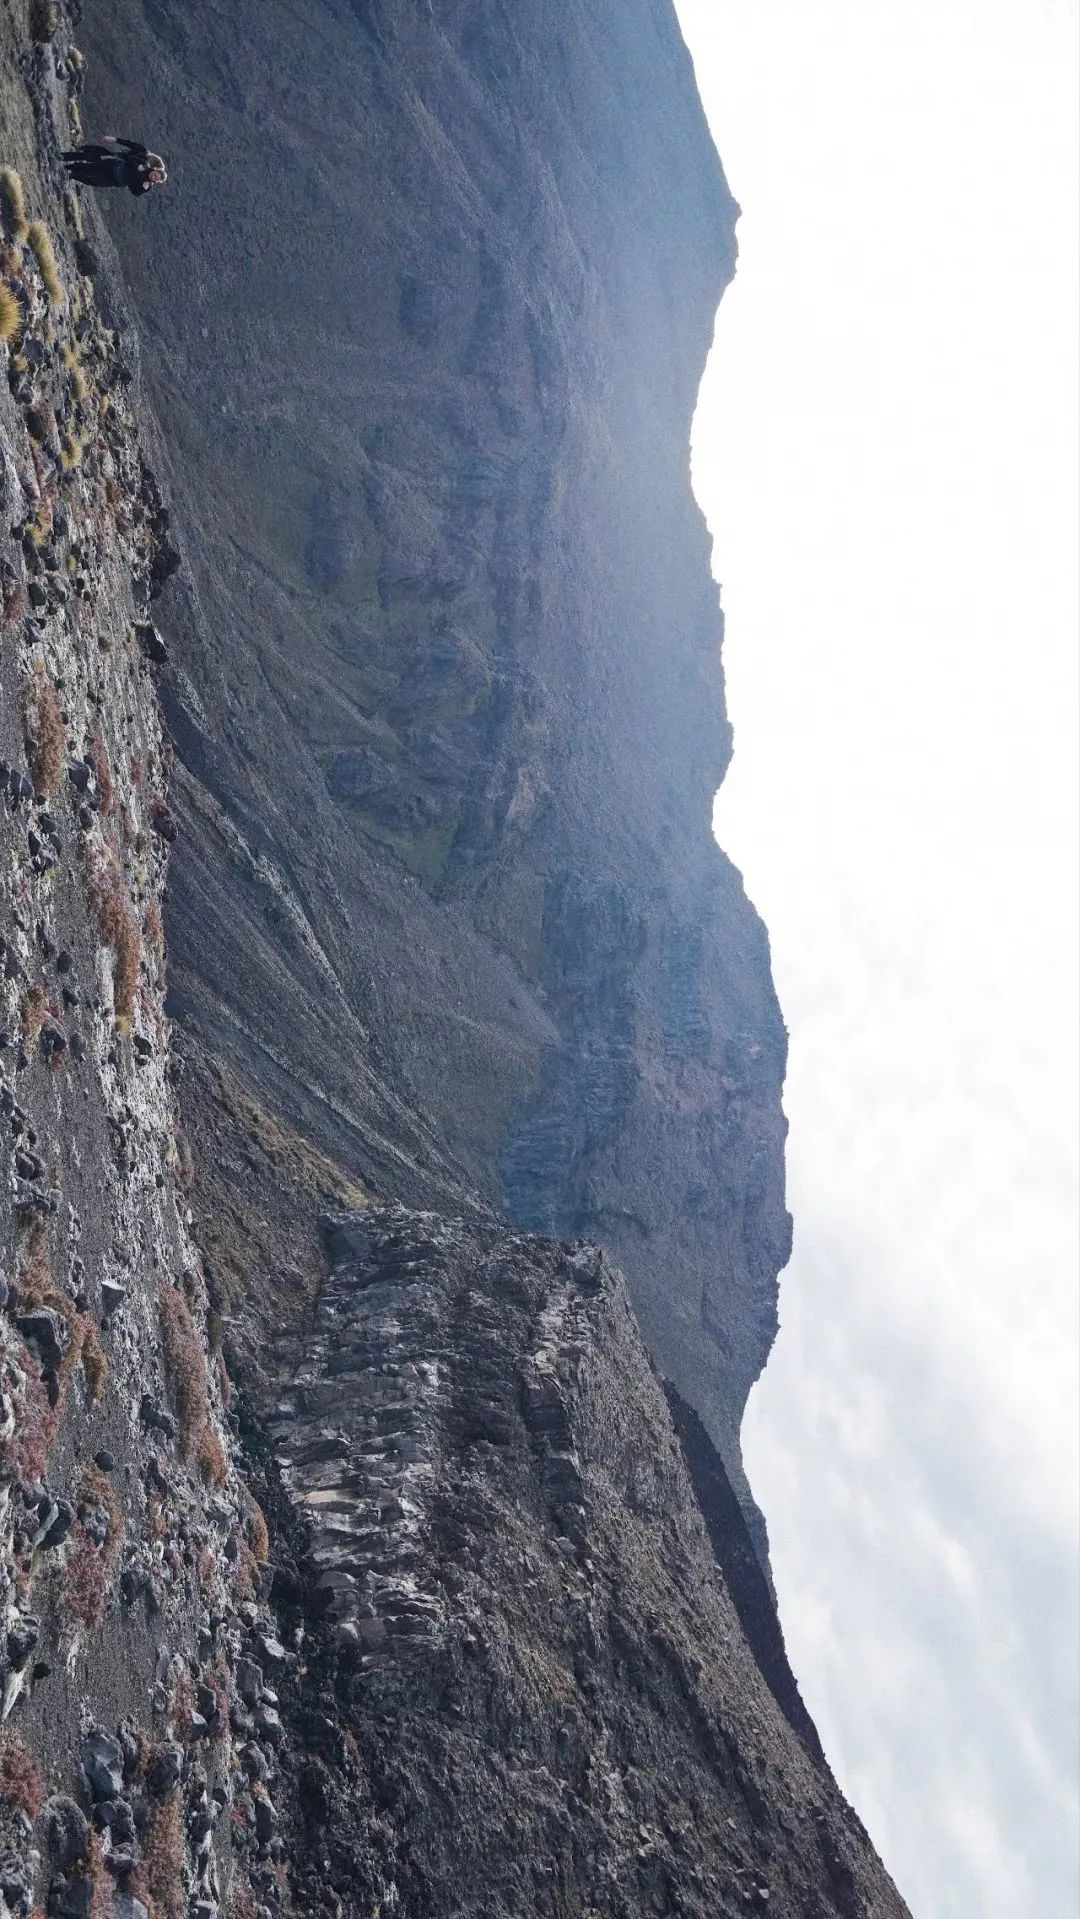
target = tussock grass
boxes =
[141,1789,184,1919]
[0,283,20,343]
[0,1732,44,1819]
[27,220,63,307]
[247,1498,270,1562]
[60,428,87,469]
[88,718,114,811]
[64,1465,123,1631]
[159,1283,210,1453]
[93,868,141,1024]
[25,670,67,795]
[29,0,59,42]
[20,982,47,1046]
[0,167,28,244]
[193,1421,228,1487]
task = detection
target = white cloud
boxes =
[673,1,1080,1914]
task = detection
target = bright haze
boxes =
[673,3,1079,1916]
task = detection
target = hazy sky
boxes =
[672,3,1079,1916]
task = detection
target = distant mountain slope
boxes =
[83,0,790,1559]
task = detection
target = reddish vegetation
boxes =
[159,1284,210,1451]
[63,1522,109,1630]
[64,1465,123,1631]
[2,577,27,626]
[0,1357,53,1481]
[87,1831,114,1919]
[20,981,46,1045]
[24,672,66,795]
[80,1318,109,1399]
[193,1421,227,1487]
[248,1498,270,1564]
[141,1804,184,1919]
[91,867,141,1025]
[0,1731,44,1818]
[88,717,114,812]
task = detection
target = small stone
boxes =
[82,1728,125,1801]
[146,1744,183,1797]
[254,1706,283,1744]
[55,1875,95,1919]
[105,1854,142,1881]
[253,1793,278,1843]
[70,1032,87,1061]
[101,1281,128,1316]
[135,623,168,664]
[6,1613,40,1670]
[41,1022,68,1058]
[236,1658,263,1705]
[96,1798,135,1843]
[240,1744,269,1783]
[140,1396,177,1438]
[15,1307,68,1371]
[94,1449,116,1473]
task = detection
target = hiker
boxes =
[63,136,167,197]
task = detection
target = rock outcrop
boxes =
[243,1205,908,1919]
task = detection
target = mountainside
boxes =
[0,3,913,1916]
[79,0,792,1550]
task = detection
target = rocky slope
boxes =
[0,4,914,1917]
[0,16,291,1916]
[79,0,792,1550]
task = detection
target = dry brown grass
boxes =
[247,1498,270,1564]
[0,167,28,245]
[80,1319,108,1400]
[27,222,63,307]
[159,1284,209,1452]
[88,718,114,811]
[88,857,141,1027]
[87,1831,114,1919]
[60,428,87,470]
[228,1882,258,1919]
[193,1422,228,1487]
[25,671,66,795]
[145,897,165,967]
[21,981,47,1046]
[63,1523,108,1630]
[2,577,27,627]
[64,1464,123,1631]
[0,283,20,343]
[29,0,59,42]
[231,1538,260,1603]
[0,1360,53,1482]
[141,1789,184,1919]
[0,1731,44,1818]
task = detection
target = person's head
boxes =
[148,165,167,187]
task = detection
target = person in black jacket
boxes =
[63,136,167,196]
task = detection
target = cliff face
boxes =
[0,4,913,1917]
[245,1206,908,1919]
[79,0,792,1538]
